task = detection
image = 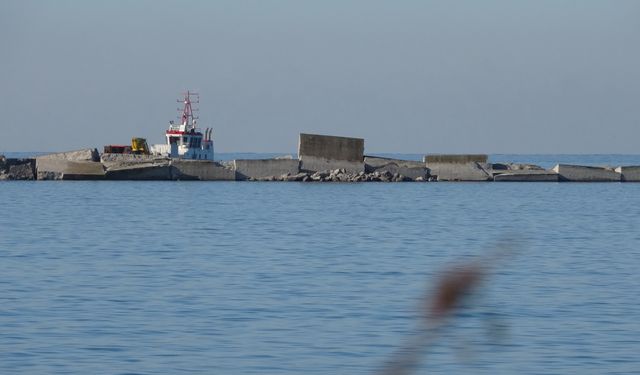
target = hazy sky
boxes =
[1,1,639,153]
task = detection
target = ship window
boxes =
[169,137,178,144]
[183,136,188,144]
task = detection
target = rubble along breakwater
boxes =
[2,133,639,182]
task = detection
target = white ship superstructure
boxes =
[151,91,214,160]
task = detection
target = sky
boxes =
[1,1,639,154]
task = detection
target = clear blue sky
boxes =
[1,1,638,153]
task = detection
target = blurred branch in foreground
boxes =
[377,240,519,375]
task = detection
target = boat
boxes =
[150,91,214,160]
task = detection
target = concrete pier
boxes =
[4,138,639,183]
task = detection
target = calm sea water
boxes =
[1,155,640,374]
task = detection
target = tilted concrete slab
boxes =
[102,156,171,180]
[171,160,235,181]
[494,171,559,182]
[36,159,105,180]
[298,133,364,162]
[553,164,621,182]
[37,148,100,162]
[364,156,427,180]
[426,162,492,181]
[424,154,488,164]
[615,166,640,182]
[233,159,300,180]
[101,154,172,180]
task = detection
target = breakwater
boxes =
[1,133,638,182]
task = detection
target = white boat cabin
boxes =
[151,91,214,160]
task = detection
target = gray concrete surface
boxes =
[104,165,171,180]
[424,154,488,164]
[233,159,300,180]
[172,160,235,181]
[299,156,365,174]
[426,162,492,181]
[553,164,621,182]
[615,166,640,182]
[100,154,169,169]
[37,148,100,162]
[494,171,559,182]
[36,159,105,180]
[101,155,171,180]
[298,133,364,162]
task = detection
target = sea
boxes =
[1,153,639,374]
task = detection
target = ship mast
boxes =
[178,91,199,131]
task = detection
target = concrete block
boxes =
[101,154,172,180]
[299,156,365,174]
[171,160,235,181]
[233,159,300,180]
[101,156,171,180]
[36,159,105,180]
[426,162,492,181]
[424,154,488,164]
[494,171,559,182]
[615,166,640,182]
[37,148,99,162]
[364,156,427,180]
[104,165,171,180]
[298,133,364,162]
[553,164,621,182]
